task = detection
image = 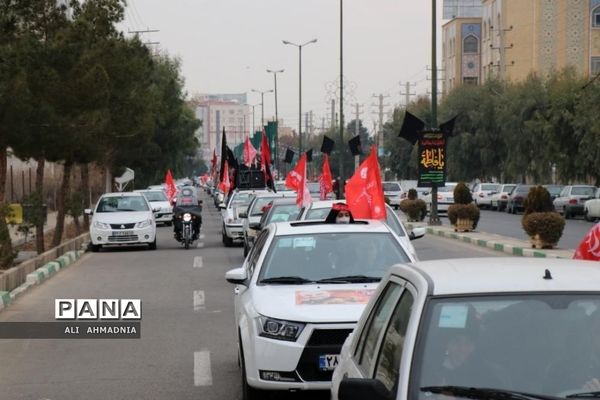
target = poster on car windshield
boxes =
[418,130,446,187]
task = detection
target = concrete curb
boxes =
[406,223,573,259]
[9,250,85,303]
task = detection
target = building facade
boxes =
[443,18,483,93]
[444,0,484,19]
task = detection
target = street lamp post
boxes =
[282,38,317,153]
[267,68,284,171]
[251,89,274,129]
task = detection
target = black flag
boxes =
[306,149,313,162]
[440,115,458,136]
[348,135,362,156]
[284,148,295,164]
[398,111,425,145]
[320,135,335,155]
[219,128,227,182]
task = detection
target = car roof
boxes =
[391,258,600,295]
[269,197,298,206]
[101,192,145,198]
[270,220,393,236]
[251,192,289,199]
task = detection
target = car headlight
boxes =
[183,213,192,222]
[136,219,153,228]
[257,316,305,342]
[93,221,110,230]
[227,218,241,224]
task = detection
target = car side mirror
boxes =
[218,203,226,210]
[339,378,391,400]
[225,267,248,285]
[152,207,160,213]
[198,200,203,205]
[84,208,93,215]
[249,222,261,231]
[239,212,248,219]
[409,227,426,241]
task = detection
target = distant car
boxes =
[297,200,424,260]
[472,183,500,209]
[506,184,532,214]
[382,181,403,209]
[221,189,271,247]
[553,185,597,219]
[584,188,600,222]
[225,220,415,398]
[135,189,173,226]
[543,184,565,201]
[86,192,157,252]
[489,184,516,211]
[254,198,301,231]
[241,192,291,256]
[275,180,295,194]
[331,257,600,400]
[305,181,335,200]
[422,183,458,214]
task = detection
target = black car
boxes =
[506,185,533,214]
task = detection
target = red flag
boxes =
[243,136,257,167]
[285,153,312,208]
[165,169,177,202]
[211,149,217,174]
[574,223,600,261]
[319,154,333,200]
[260,130,275,191]
[218,160,231,195]
[344,146,386,220]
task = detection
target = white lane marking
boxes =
[194,351,213,386]
[199,233,205,240]
[193,256,203,268]
[196,242,204,248]
[193,290,205,311]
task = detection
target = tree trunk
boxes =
[81,163,90,230]
[73,214,81,235]
[51,162,72,248]
[35,158,45,254]
[0,146,14,268]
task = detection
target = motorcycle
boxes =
[173,201,202,250]
[181,212,194,249]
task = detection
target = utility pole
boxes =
[330,99,336,130]
[339,0,345,196]
[309,111,314,137]
[400,82,417,108]
[353,103,363,172]
[267,69,284,171]
[429,0,441,226]
[372,94,390,176]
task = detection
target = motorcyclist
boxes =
[172,187,203,241]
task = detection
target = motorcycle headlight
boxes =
[257,316,305,342]
[136,219,153,228]
[93,221,110,230]
[183,213,192,222]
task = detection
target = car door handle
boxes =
[234,287,241,295]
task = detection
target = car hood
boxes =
[252,283,378,323]
[148,201,171,210]
[94,211,152,224]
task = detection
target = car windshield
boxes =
[307,182,320,194]
[96,196,149,212]
[229,192,254,208]
[413,294,600,399]
[480,184,499,191]
[142,191,167,202]
[545,186,563,196]
[572,187,596,196]
[275,182,289,192]
[259,233,410,283]
[438,186,455,193]
[266,205,301,223]
[516,186,532,193]
[305,207,332,220]
[383,183,401,192]
[502,185,516,193]
[250,197,277,216]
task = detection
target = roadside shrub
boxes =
[448,203,480,229]
[399,199,427,221]
[407,188,418,200]
[454,182,473,205]
[522,212,565,246]
[523,186,554,214]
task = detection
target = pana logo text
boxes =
[55,299,142,320]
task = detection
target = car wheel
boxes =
[165,221,172,227]
[222,228,233,247]
[584,210,594,222]
[511,206,517,214]
[564,207,571,219]
[89,243,101,252]
[394,205,399,210]
[240,339,263,400]
[148,238,157,250]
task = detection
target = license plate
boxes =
[318,354,340,371]
[112,230,133,236]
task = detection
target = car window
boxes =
[437,186,455,193]
[247,230,269,278]
[143,191,167,202]
[354,283,404,375]
[503,185,516,193]
[560,187,569,197]
[305,207,331,220]
[96,196,149,212]
[383,183,401,192]
[250,197,276,216]
[258,233,410,282]
[267,205,300,223]
[307,182,320,193]
[374,289,414,392]
[481,184,499,191]
[385,209,406,237]
[228,192,254,209]
[572,187,596,196]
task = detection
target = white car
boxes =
[135,189,173,225]
[421,183,458,214]
[332,257,600,400]
[489,184,517,211]
[221,189,271,247]
[472,183,500,208]
[86,192,157,252]
[584,188,600,222]
[382,181,403,209]
[225,220,416,399]
[241,192,291,256]
[298,200,424,260]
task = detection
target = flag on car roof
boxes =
[165,169,177,202]
[319,154,333,200]
[260,130,276,192]
[574,223,600,261]
[243,136,257,167]
[285,153,312,208]
[344,146,386,220]
[218,160,231,195]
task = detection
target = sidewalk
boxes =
[8,211,73,247]
[404,219,575,259]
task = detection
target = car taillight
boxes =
[501,195,507,200]
[437,194,443,200]
[479,193,484,197]
[569,199,578,204]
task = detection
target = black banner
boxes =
[418,131,446,187]
[0,322,141,339]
